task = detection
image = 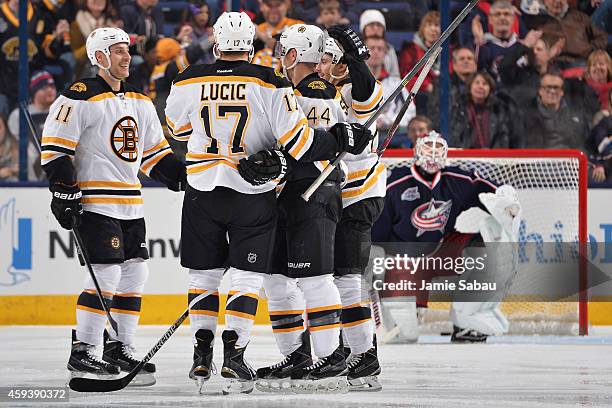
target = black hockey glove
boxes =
[50,183,83,230]
[150,154,187,192]
[238,149,290,186]
[327,25,370,62]
[330,122,373,155]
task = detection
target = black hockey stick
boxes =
[301,0,480,201]
[19,101,119,335]
[376,47,442,156]
[69,290,212,392]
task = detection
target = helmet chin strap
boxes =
[97,54,123,83]
[281,56,298,81]
[330,66,348,82]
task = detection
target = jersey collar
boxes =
[410,164,441,190]
[295,72,323,90]
[95,75,126,94]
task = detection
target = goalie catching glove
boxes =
[327,25,369,62]
[238,149,290,186]
[50,183,83,230]
[478,185,522,242]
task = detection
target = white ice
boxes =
[1,326,612,408]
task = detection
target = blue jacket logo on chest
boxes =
[411,199,453,237]
[401,187,420,201]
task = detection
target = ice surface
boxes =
[1,326,611,408]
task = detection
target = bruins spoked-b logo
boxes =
[110,116,139,162]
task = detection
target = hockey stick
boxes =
[376,47,442,156]
[301,0,480,202]
[19,101,119,335]
[69,290,212,392]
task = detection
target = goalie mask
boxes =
[213,12,255,60]
[274,24,326,77]
[414,131,448,174]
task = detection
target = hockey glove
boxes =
[327,25,370,62]
[330,122,373,155]
[238,149,290,186]
[50,183,83,230]
[150,154,187,192]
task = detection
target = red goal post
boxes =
[380,149,589,335]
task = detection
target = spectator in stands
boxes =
[8,71,57,180]
[584,49,612,111]
[175,1,215,65]
[591,0,611,34]
[588,88,612,183]
[316,0,349,28]
[399,10,440,94]
[524,71,590,149]
[0,0,71,111]
[121,0,165,43]
[252,0,303,68]
[70,0,121,79]
[365,36,415,147]
[473,0,519,82]
[499,29,564,108]
[407,115,433,147]
[0,115,18,182]
[523,0,607,68]
[428,47,478,124]
[292,0,357,27]
[127,37,158,95]
[360,9,400,78]
[448,71,514,149]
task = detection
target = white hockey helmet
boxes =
[414,131,448,174]
[86,27,131,70]
[213,11,255,58]
[324,37,343,65]
[275,24,326,66]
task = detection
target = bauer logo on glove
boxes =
[237,149,291,186]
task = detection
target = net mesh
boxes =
[382,153,583,335]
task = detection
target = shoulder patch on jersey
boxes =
[274,69,285,79]
[70,82,87,92]
[308,80,327,90]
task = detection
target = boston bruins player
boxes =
[41,28,186,385]
[164,12,371,395]
[318,29,386,391]
[253,24,352,394]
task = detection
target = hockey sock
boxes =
[76,263,121,346]
[335,274,374,355]
[108,258,148,345]
[224,268,264,348]
[188,268,223,341]
[264,273,306,356]
[298,275,342,358]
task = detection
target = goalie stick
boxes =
[19,102,120,336]
[301,0,480,201]
[69,290,212,392]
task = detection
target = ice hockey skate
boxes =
[67,330,120,380]
[220,330,256,395]
[346,344,382,392]
[188,329,215,393]
[290,344,349,394]
[102,335,156,387]
[256,330,313,393]
[451,326,488,343]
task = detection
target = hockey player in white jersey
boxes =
[253,24,353,394]
[164,12,372,395]
[316,28,386,391]
[41,27,187,385]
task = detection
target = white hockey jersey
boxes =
[41,76,172,220]
[337,78,386,208]
[165,60,323,194]
[292,73,347,179]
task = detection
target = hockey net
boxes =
[380,149,589,335]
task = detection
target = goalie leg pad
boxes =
[188,268,224,338]
[298,275,342,358]
[335,274,373,355]
[379,297,419,344]
[224,267,264,347]
[264,274,305,356]
[109,259,148,344]
[76,263,122,346]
